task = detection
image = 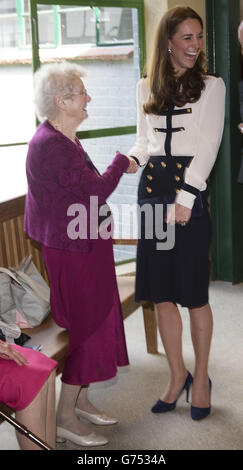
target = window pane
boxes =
[23,0,29,13]
[0,2,31,50]
[0,145,28,203]
[0,66,36,145]
[0,1,16,14]
[38,9,55,46]
[79,133,141,262]
[98,8,134,44]
[60,8,96,45]
[0,16,18,48]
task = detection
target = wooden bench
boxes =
[0,195,157,379]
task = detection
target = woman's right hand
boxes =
[126,157,139,173]
[0,341,29,366]
[116,151,139,174]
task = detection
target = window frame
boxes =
[0,2,134,49]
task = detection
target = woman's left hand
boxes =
[0,341,29,366]
[166,203,192,226]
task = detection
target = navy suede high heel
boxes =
[190,378,212,421]
[151,371,193,413]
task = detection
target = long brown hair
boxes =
[144,7,206,114]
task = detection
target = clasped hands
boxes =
[126,157,139,173]
[116,151,139,174]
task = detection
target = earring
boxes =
[168,48,172,54]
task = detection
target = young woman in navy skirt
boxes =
[128,7,225,420]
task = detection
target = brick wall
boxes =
[79,54,140,262]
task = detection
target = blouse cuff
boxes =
[130,156,141,166]
[175,189,196,209]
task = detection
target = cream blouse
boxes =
[128,75,226,209]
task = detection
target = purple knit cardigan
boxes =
[24,121,129,252]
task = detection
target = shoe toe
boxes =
[190,406,211,421]
[56,426,108,446]
[151,399,176,413]
[75,408,118,425]
[84,432,109,446]
[94,414,118,425]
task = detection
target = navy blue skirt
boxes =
[135,156,212,308]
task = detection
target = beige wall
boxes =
[144,0,168,67]
[167,0,205,23]
[144,0,205,69]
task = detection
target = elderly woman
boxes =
[24,62,137,447]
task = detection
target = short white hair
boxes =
[33,61,87,121]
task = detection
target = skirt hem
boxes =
[61,362,129,386]
[135,296,209,309]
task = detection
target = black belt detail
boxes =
[154,127,185,133]
[130,156,140,166]
[159,105,192,157]
[181,182,200,197]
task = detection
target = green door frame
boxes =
[30,0,146,141]
[206,0,243,283]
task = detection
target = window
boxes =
[59,6,96,46]
[0,1,18,49]
[0,2,134,51]
[0,0,17,13]
[0,1,31,50]
[95,7,134,46]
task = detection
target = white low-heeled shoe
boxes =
[75,408,118,425]
[56,426,108,447]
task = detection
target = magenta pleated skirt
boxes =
[42,236,129,385]
[0,344,57,411]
